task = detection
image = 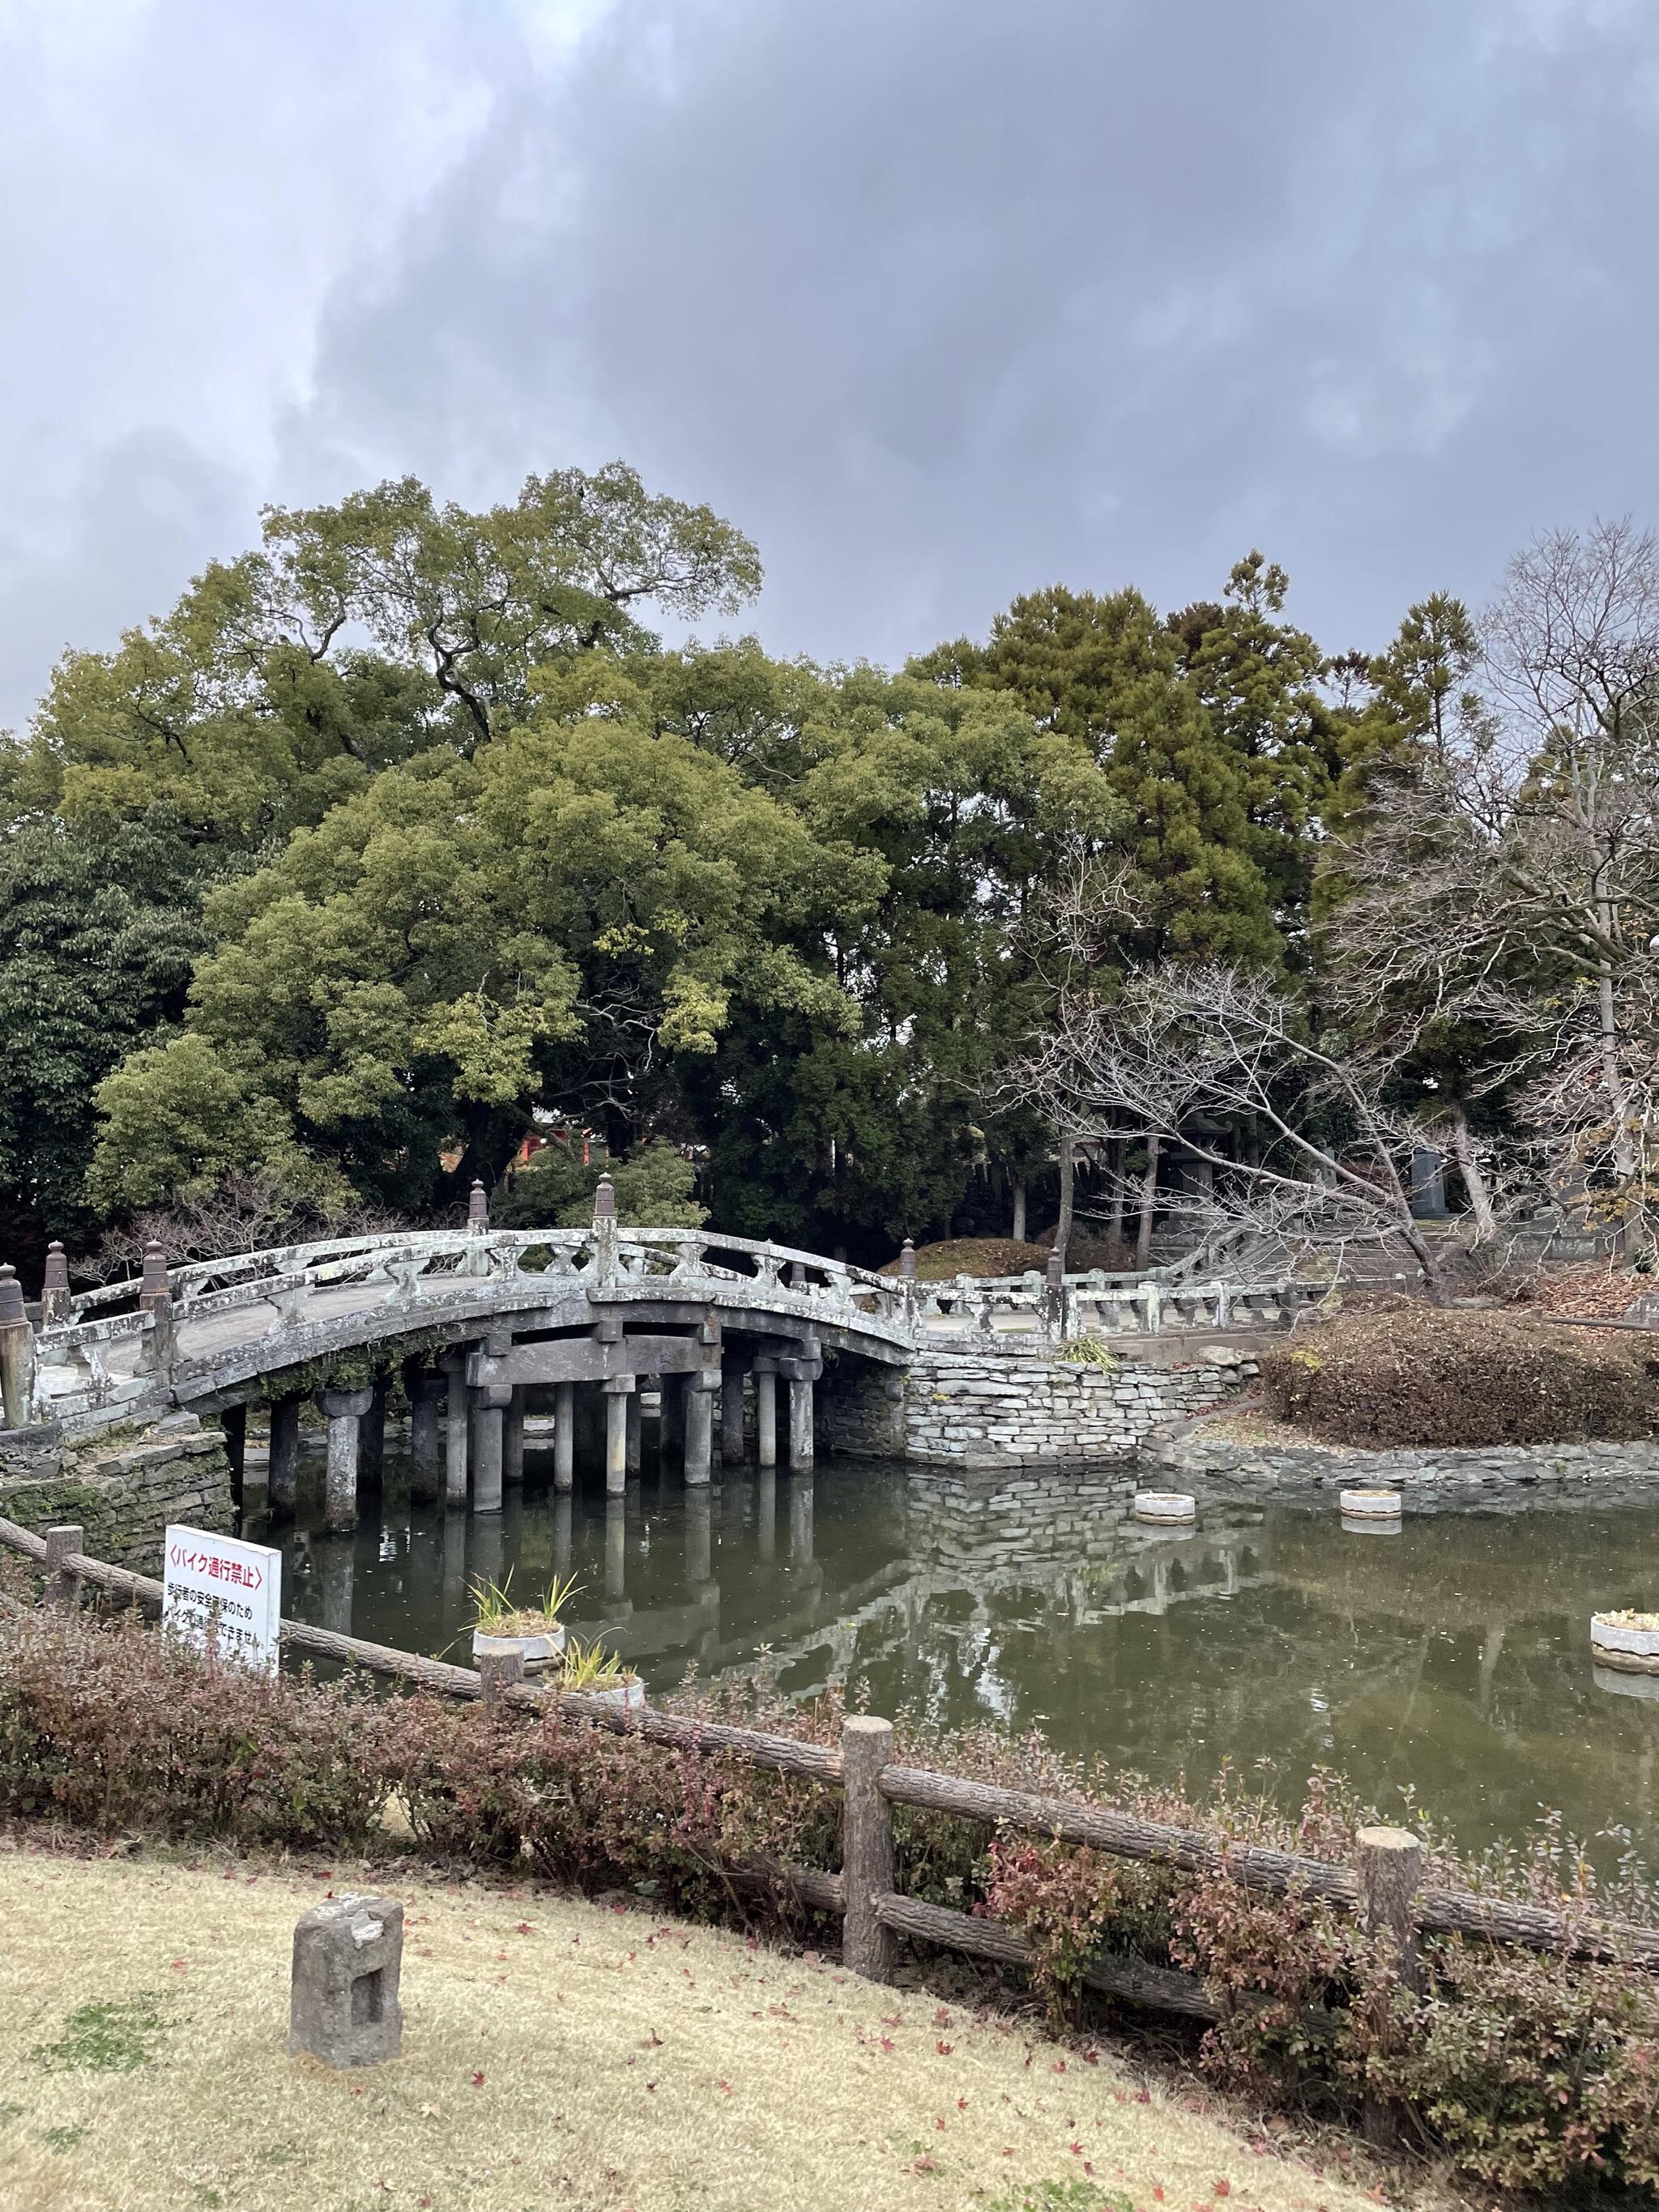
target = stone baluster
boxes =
[0,1266,36,1431]
[782,1350,818,1470]
[603,1373,636,1496]
[1044,1248,1063,1337]
[268,1394,304,1516]
[756,1468,776,1561]
[720,1357,746,1465]
[684,1368,718,1486]
[471,1381,511,1514]
[553,1379,575,1490]
[467,1178,489,1234]
[407,1370,444,1502]
[788,1469,815,1560]
[220,1402,248,1507]
[40,1242,73,1328]
[659,1370,684,1454]
[319,1386,373,1532]
[359,1375,387,1490]
[442,1353,470,1505]
[503,1387,526,1485]
[605,1494,628,1599]
[684,1486,713,1584]
[753,1356,778,1469]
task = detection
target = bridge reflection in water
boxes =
[252,1443,1659,1872]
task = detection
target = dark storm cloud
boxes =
[7,0,1659,727]
[284,0,1659,667]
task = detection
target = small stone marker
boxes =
[290,1894,403,2068]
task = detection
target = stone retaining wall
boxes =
[821,1348,1258,1468]
[1146,1427,1659,1505]
[0,1413,232,1569]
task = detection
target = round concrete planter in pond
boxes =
[1590,1612,1659,1674]
[1132,1490,1196,1525]
[471,1622,567,1672]
[1339,1488,1403,1521]
[586,1675,646,1710]
[1594,1663,1659,1702]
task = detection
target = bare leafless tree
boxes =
[82,1170,403,1281]
[1017,960,1471,1292]
[1331,519,1659,1243]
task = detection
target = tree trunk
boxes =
[1054,1135,1075,1271]
[1597,956,1638,1183]
[1440,1105,1495,1241]
[1107,1140,1127,1240]
[1135,1132,1161,1266]
[1011,1177,1027,1245]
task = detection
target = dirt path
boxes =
[0,1842,1427,2212]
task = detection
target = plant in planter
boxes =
[559,1634,645,1708]
[469,1571,582,1672]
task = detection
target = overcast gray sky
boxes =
[3,0,1657,727]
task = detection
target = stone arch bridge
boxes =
[0,1184,917,1530]
[0,1182,1308,1533]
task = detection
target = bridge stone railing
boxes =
[2,1196,1362,1442]
[911,1270,1335,1341]
[15,1221,915,1432]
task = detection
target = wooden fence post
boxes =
[842,1715,897,1982]
[1357,1824,1424,1988]
[478,1647,523,1707]
[1356,1823,1424,2149]
[44,1523,83,1611]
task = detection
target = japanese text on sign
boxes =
[162,1524,282,1676]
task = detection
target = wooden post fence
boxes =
[841,1715,896,1981]
[1,1512,1655,2010]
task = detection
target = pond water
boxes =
[245,1445,1659,1873]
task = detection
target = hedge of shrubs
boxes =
[2,1605,1657,2193]
[1258,1304,1659,1448]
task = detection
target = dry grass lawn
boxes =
[0,1840,1434,2212]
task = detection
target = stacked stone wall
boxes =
[821,1349,1257,1468]
[1147,1429,1659,1506]
[0,1414,232,1569]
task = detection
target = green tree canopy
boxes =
[4,463,761,845]
[0,812,210,1260]
[87,702,876,1215]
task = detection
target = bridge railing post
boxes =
[40,1242,73,1329]
[0,1267,37,1430]
[592,1174,617,1285]
[138,1242,174,1378]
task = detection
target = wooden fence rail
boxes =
[2,1514,1655,2013]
